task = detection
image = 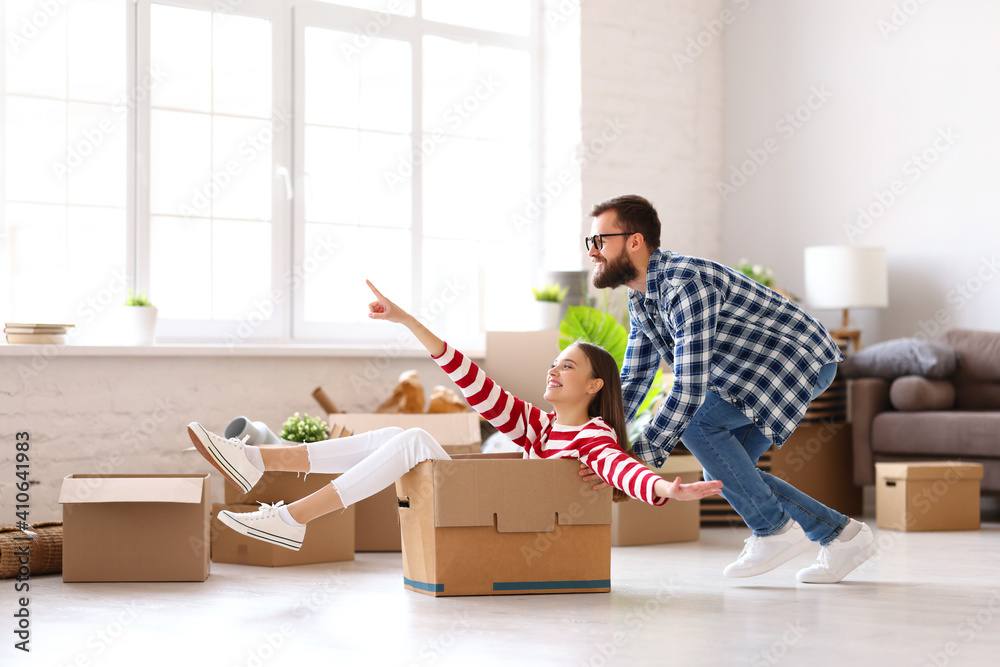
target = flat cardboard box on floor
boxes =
[211,503,355,566]
[876,461,984,532]
[611,454,703,546]
[395,453,612,597]
[59,473,211,582]
[332,412,483,552]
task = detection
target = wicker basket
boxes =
[0,522,63,578]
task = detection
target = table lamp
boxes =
[804,246,888,351]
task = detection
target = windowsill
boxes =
[0,342,486,359]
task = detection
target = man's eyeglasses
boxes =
[585,232,635,252]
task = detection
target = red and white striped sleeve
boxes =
[432,342,550,450]
[574,421,669,506]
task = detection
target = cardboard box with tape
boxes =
[611,454,703,546]
[395,453,612,597]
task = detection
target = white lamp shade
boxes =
[804,246,888,310]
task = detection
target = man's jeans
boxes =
[680,363,846,546]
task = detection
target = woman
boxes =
[188,281,723,550]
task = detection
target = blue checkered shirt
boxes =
[623,249,844,468]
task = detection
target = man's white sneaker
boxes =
[723,520,812,578]
[796,522,877,584]
[218,502,306,551]
[188,421,263,493]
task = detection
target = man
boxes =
[586,194,876,583]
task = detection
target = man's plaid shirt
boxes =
[623,249,844,468]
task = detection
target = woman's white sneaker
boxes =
[796,522,877,584]
[187,421,263,493]
[723,520,812,578]
[218,502,305,551]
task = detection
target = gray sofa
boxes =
[850,329,1000,493]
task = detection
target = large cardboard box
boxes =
[211,503,355,566]
[611,455,702,546]
[876,461,984,531]
[59,473,211,582]
[333,412,482,552]
[395,453,612,597]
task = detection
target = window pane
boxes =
[5,0,67,98]
[68,0,126,104]
[360,131,411,229]
[150,3,212,112]
[67,205,127,328]
[303,224,410,323]
[213,13,272,118]
[212,220,273,320]
[5,97,66,204]
[150,216,212,319]
[150,110,212,217]
[5,203,68,321]
[358,37,411,133]
[212,116,272,221]
[305,28,361,128]
[305,126,360,224]
[315,0,415,15]
[423,0,532,36]
[67,102,127,208]
[422,239,481,338]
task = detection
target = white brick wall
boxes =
[580,0,724,260]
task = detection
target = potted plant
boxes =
[531,282,568,330]
[120,289,158,345]
[279,412,330,443]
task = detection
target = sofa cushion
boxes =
[872,411,1000,458]
[943,329,1000,383]
[954,382,1000,410]
[839,338,959,380]
[889,376,956,411]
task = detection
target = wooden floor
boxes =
[10,520,1000,666]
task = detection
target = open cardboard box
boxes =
[211,502,354,566]
[611,454,703,546]
[59,473,211,582]
[876,461,984,531]
[332,412,482,552]
[395,453,612,597]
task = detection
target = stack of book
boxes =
[4,323,75,344]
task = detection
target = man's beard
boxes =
[592,248,639,289]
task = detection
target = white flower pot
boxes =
[120,306,158,345]
[532,301,563,331]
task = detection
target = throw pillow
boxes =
[889,376,956,411]
[838,338,959,380]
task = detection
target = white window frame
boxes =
[135,0,292,343]
[291,0,543,348]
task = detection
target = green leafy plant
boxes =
[532,282,569,303]
[734,259,775,288]
[558,305,671,448]
[279,412,330,443]
[123,289,153,307]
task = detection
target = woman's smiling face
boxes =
[543,345,602,406]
